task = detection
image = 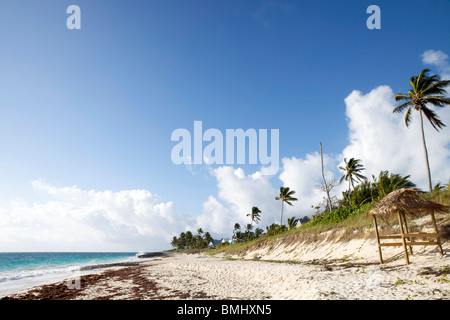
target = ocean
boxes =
[0,252,149,297]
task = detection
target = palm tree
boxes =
[232,223,240,242]
[204,232,213,247]
[178,232,186,249]
[287,216,299,230]
[339,158,367,196]
[234,231,244,242]
[254,228,264,238]
[394,69,450,192]
[275,187,298,226]
[244,223,254,241]
[185,231,193,248]
[247,206,261,225]
[170,236,178,248]
[371,170,416,200]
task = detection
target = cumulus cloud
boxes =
[422,49,450,80]
[212,166,279,227]
[279,152,343,217]
[204,76,450,226]
[342,85,450,190]
[0,180,190,252]
[194,196,233,235]
[198,154,345,230]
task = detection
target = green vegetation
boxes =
[207,175,450,256]
[340,170,417,208]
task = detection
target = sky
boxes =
[0,0,450,252]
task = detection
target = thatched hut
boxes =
[367,188,449,264]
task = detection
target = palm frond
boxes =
[394,93,411,102]
[421,79,450,96]
[415,69,431,91]
[404,106,412,127]
[421,106,446,131]
[423,96,450,108]
[410,76,418,94]
[392,100,412,113]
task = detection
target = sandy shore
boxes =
[2,244,449,300]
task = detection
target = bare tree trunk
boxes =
[419,110,433,192]
[320,142,332,212]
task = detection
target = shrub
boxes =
[308,207,358,227]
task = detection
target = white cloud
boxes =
[422,49,448,66]
[198,154,345,230]
[212,166,279,227]
[341,85,450,190]
[0,180,189,252]
[279,152,343,217]
[422,49,450,80]
[194,196,234,235]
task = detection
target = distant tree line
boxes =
[170,228,213,250]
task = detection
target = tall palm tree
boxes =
[275,187,298,226]
[394,69,450,192]
[246,206,261,225]
[339,158,367,195]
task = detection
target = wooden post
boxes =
[401,212,413,255]
[430,212,443,256]
[373,216,383,264]
[398,212,410,265]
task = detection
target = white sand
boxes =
[4,235,450,300]
[134,250,449,300]
[70,236,450,300]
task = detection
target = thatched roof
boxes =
[367,188,449,219]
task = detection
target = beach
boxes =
[2,239,449,300]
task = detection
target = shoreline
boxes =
[2,247,449,300]
[0,253,163,298]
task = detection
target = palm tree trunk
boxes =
[348,179,352,202]
[419,110,433,192]
[280,201,284,226]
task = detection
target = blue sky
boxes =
[1,0,450,251]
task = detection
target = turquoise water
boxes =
[0,252,137,273]
[0,252,144,296]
